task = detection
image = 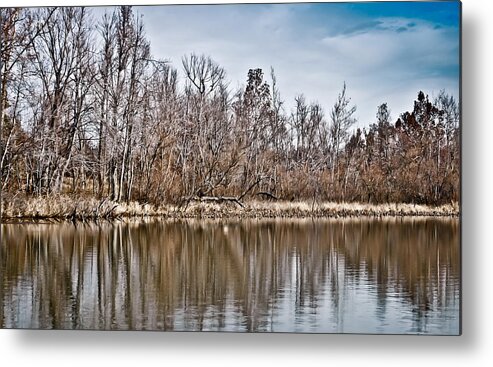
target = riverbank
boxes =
[0,195,459,221]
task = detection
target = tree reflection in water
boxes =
[0,218,459,334]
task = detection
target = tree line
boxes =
[0,6,460,206]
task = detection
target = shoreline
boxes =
[1,195,460,222]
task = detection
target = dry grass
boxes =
[178,200,459,219]
[1,195,170,221]
[0,195,459,221]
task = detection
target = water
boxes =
[0,218,460,334]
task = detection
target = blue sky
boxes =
[129,1,460,126]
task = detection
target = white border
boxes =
[1,1,492,366]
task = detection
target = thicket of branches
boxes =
[1,7,460,206]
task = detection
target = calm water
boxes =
[0,218,460,334]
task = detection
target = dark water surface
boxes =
[0,218,460,334]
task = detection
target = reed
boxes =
[1,195,167,221]
[1,194,459,221]
[178,200,459,218]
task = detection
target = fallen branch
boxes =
[256,191,278,200]
[238,176,269,201]
[183,195,245,208]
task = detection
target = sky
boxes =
[109,1,460,127]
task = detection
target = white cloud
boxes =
[134,4,459,127]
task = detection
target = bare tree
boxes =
[329,82,356,199]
